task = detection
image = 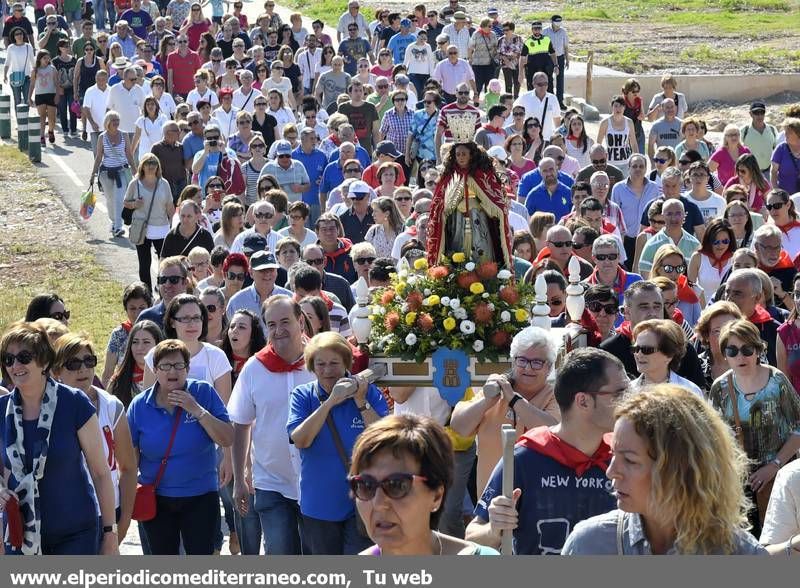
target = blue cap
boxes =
[487,7,499,15]
[400,18,412,28]
[274,140,292,156]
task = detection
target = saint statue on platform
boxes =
[426,114,514,269]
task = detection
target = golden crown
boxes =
[447,111,478,144]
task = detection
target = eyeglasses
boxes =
[660,264,686,274]
[254,212,274,220]
[349,473,427,501]
[766,202,786,211]
[156,362,188,372]
[157,275,185,285]
[513,356,549,370]
[173,315,203,324]
[305,257,325,265]
[587,301,618,315]
[2,351,34,367]
[344,167,362,174]
[653,157,668,164]
[395,195,413,202]
[594,253,618,262]
[631,345,658,355]
[227,271,247,281]
[354,257,375,265]
[548,240,573,248]
[724,345,756,358]
[50,310,71,321]
[64,355,99,371]
[712,238,731,246]
[208,183,224,189]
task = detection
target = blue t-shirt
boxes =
[287,380,389,521]
[209,0,224,17]
[525,181,573,218]
[328,145,371,170]
[120,9,153,39]
[136,301,165,329]
[320,161,345,198]
[293,146,329,206]
[193,148,238,191]
[518,168,574,201]
[0,383,97,542]
[128,378,230,498]
[474,445,616,555]
[387,32,417,64]
[182,133,205,164]
[339,38,372,76]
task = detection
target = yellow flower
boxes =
[413,258,428,270]
[396,282,407,296]
[515,308,529,322]
[443,317,457,331]
[469,282,485,295]
[406,312,417,326]
[426,295,441,306]
[452,252,466,263]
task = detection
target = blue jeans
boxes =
[234,492,263,555]
[438,442,476,538]
[215,482,237,551]
[10,77,30,110]
[94,0,115,30]
[254,489,302,555]
[58,86,77,133]
[301,513,371,555]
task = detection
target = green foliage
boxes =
[283,0,349,26]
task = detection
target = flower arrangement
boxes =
[368,254,536,362]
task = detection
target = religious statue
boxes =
[426,113,514,269]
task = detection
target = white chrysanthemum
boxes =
[498,269,512,280]
[500,310,511,322]
[460,320,476,334]
[473,339,484,352]
[405,333,418,346]
[465,262,476,271]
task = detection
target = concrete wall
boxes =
[566,73,800,108]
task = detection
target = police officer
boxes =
[518,20,558,96]
[544,15,570,109]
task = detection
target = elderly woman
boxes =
[709,125,751,185]
[107,320,163,408]
[708,319,800,536]
[765,189,800,260]
[630,319,702,396]
[694,301,743,391]
[127,339,233,554]
[651,244,703,328]
[101,281,152,386]
[563,385,764,554]
[350,414,499,556]
[278,201,318,248]
[24,293,70,325]
[0,322,118,555]
[53,333,138,544]
[287,332,390,554]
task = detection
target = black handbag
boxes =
[122,205,134,225]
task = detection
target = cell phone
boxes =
[207,139,218,147]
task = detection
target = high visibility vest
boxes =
[524,35,551,55]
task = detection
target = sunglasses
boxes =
[255,101,268,106]
[660,264,686,274]
[652,157,668,164]
[64,355,98,371]
[204,304,218,313]
[513,111,525,117]
[766,202,786,211]
[50,310,71,321]
[712,238,731,246]
[354,257,375,265]
[208,183,224,190]
[2,351,34,367]
[595,253,618,262]
[548,240,573,248]
[348,473,427,501]
[631,345,658,355]
[678,159,691,165]
[591,159,607,165]
[527,123,540,129]
[227,271,246,281]
[278,154,292,159]
[344,167,362,173]
[157,275,185,285]
[306,257,325,265]
[724,345,756,358]
[587,301,618,315]
[571,242,587,250]
[395,196,413,202]
[254,212,274,220]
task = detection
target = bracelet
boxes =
[196,408,208,421]
[787,534,797,556]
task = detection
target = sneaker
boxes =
[40,136,46,147]
[48,131,55,144]
[81,130,88,141]
[114,228,126,238]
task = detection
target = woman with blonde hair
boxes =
[709,124,751,184]
[214,200,245,249]
[694,301,743,391]
[529,211,556,255]
[562,385,764,554]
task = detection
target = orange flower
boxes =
[428,265,449,280]
[499,285,520,305]
[476,261,498,280]
[406,291,423,312]
[473,302,493,324]
[384,312,400,332]
[490,330,511,348]
[418,313,434,332]
[456,271,479,290]
[380,290,396,305]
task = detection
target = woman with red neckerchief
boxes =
[765,189,800,260]
[651,244,704,328]
[688,218,736,299]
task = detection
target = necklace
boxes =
[432,531,443,556]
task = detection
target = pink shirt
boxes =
[710,144,750,184]
[778,321,800,394]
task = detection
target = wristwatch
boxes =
[772,457,783,468]
[508,393,524,410]
[358,401,371,413]
[102,525,115,535]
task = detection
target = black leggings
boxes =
[502,67,521,98]
[472,64,496,100]
[136,237,164,292]
[143,491,219,555]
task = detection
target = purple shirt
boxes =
[771,142,800,193]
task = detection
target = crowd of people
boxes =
[2,0,800,558]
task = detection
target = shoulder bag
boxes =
[9,49,28,88]
[132,407,183,521]
[129,182,158,246]
[409,111,436,161]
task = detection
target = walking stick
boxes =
[501,423,516,555]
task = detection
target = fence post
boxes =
[0,95,11,139]
[16,104,28,152]
[586,51,594,104]
[28,114,41,162]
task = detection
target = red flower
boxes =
[428,265,449,280]
[384,312,400,332]
[456,271,479,289]
[473,302,493,324]
[476,261,498,280]
[406,291,423,312]
[490,330,511,348]
[418,313,434,332]
[380,290,396,305]
[499,285,519,305]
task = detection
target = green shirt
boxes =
[39,30,69,60]
[63,0,82,12]
[740,123,778,171]
[72,37,98,58]
[638,228,700,275]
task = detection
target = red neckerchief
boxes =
[483,123,505,135]
[132,363,144,384]
[777,220,800,235]
[676,274,699,304]
[255,343,305,372]
[232,353,248,376]
[121,320,133,334]
[672,307,686,326]
[478,28,493,37]
[587,266,627,296]
[518,427,612,477]
[567,134,579,141]
[749,305,773,325]
[644,226,657,235]
[708,250,733,273]
[759,250,795,272]
[293,291,334,311]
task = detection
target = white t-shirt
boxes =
[230,227,280,254]
[682,192,726,224]
[82,84,110,133]
[263,77,293,105]
[226,357,316,498]
[186,87,220,109]
[155,92,177,118]
[513,91,561,141]
[233,87,258,113]
[277,226,318,248]
[134,113,168,159]
[145,342,232,386]
[759,459,800,546]
[393,387,451,426]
